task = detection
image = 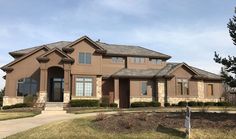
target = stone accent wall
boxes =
[197,81,204,99]
[36,91,47,104]
[96,77,102,99]
[71,97,100,100]
[130,97,153,103]
[63,91,70,103]
[157,80,165,106]
[3,96,24,106]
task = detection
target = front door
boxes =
[50,78,64,102]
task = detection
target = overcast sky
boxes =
[0,0,236,89]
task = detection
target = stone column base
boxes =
[3,96,24,106]
[63,91,70,103]
[36,91,47,107]
[114,99,119,107]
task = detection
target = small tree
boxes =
[214,7,236,87]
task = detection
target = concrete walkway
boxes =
[0,111,117,139]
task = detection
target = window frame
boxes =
[150,58,162,64]
[75,77,93,97]
[17,77,38,96]
[141,81,148,96]
[112,57,124,63]
[78,52,92,64]
[130,57,145,64]
[207,84,214,96]
[176,78,189,96]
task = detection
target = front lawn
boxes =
[7,112,236,139]
[0,112,38,121]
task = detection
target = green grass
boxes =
[0,112,38,121]
[6,118,236,139]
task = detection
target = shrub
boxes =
[101,96,110,104]
[204,102,215,106]
[149,101,161,107]
[178,101,187,107]
[95,113,107,121]
[109,103,118,108]
[188,101,198,107]
[2,103,30,110]
[164,103,170,107]
[69,100,99,107]
[217,102,231,107]
[171,104,177,106]
[130,102,148,107]
[197,102,204,106]
[100,102,109,107]
[24,95,37,107]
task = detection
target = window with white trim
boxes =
[78,52,91,64]
[75,77,93,96]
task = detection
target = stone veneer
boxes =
[3,96,24,106]
[197,81,205,99]
[130,97,153,103]
[157,80,165,106]
[36,91,47,103]
[63,91,70,103]
[96,77,102,99]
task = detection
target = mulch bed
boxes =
[93,112,236,133]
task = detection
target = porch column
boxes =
[63,63,71,103]
[157,79,165,107]
[37,63,48,105]
[114,78,119,106]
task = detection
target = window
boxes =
[141,81,147,95]
[112,57,124,63]
[17,78,38,96]
[176,79,189,95]
[79,52,91,64]
[75,77,93,96]
[150,59,162,64]
[207,84,214,96]
[130,57,145,64]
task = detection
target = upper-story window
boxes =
[130,57,145,64]
[79,52,91,64]
[150,58,162,64]
[176,79,189,95]
[112,57,124,63]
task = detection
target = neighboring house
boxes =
[1,36,224,108]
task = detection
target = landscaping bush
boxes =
[204,102,215,106]
[217,102,231,107]
[197,101,204,106]
[131,102,148,107]
[109,103,118,108]
[171,104,177,106]
[130,101,160,107]
[164,102,170,107]
[24,95,37,107]
[100,102,109,107]
[2,103,30,110]
[178,101,187,107]
[149,101,161,107]
[69,100,99,107]
[188,101,198,107]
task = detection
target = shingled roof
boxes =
[112,62,222,80]
[9,39,171,59]
[96,42,171,59]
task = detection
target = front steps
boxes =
[41,102,67,114]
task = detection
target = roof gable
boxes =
[64,36,106,53]
[167,63,199,76]
[1,46,50,71]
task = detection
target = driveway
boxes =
[0,111,117,138]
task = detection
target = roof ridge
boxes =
[97,41,140,47]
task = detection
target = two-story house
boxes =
[1,36,224,107]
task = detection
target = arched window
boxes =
[17,78,38,96]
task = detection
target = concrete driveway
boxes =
[0,111,117,139]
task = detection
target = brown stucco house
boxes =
[1,36,224,108]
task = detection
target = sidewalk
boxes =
[0,111,117,139]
